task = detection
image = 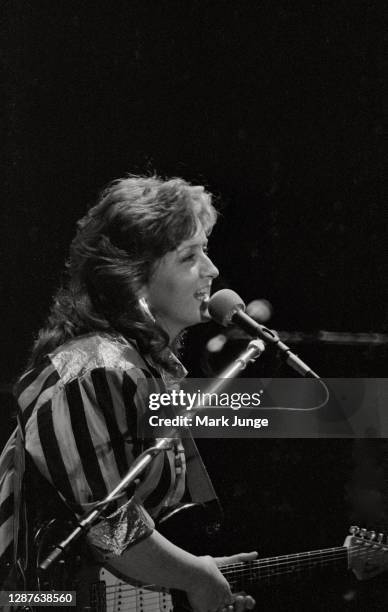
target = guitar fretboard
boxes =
[96,540,381,612]
[221,545,348,589]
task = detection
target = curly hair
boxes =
[29,174,217,373]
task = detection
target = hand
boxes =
[218,593,255,612]
[186,552,257,612]
[215,551,258,612]
[186,555,233,612]
[214,551,258,568]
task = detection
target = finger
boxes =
[226,551,259,564]
[218,604,234,612]
[214,555,228,566]
[233,595,255,612]
[218,592,234,612]
[234,595,246,612]
[244,596,256,610]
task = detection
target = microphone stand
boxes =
[39,338,265,573]
[232,311,320,378]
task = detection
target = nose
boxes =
[201,252,219,280]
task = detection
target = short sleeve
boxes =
[25,365,155,553]
[87,495,154,557]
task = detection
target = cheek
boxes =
[163,269,192,294]
[147,263,198,310]
[149,277,184,309]
[161,277,182,298]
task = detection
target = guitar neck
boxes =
[95,548,348,612]
[33,514,386,612]
[95,533,385,612]
[220,545,348,590]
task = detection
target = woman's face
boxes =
[144,224,219,340]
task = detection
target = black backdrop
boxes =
[1,2,387,609]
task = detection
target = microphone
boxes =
[208,289,319,378]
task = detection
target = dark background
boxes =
[1,1,387,609]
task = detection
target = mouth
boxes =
[194,288,212,320]
[194,288,211,302]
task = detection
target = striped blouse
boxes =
[0,332,217,578]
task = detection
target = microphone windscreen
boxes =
[208,289,246,326]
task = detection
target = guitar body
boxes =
[29,519,102,612]
[15,510,388,612]
[98,568,173,612]
[22,505,213,612]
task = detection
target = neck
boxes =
[218,545,348,589]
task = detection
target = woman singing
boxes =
[0,175,256,611]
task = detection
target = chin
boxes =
[179,305,206,330]
[181,314,202,330]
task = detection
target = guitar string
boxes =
[101,562,373,612]
[102,589,169,611]
[100,558,373,612]
[212,547,347,572]
[103,542,374,591]
[101,554,366,605]
[215,546,383,579]
[216,542,384,572]
[100,544,381,604]
[102,560,348,607]
[215,548,349,576]
[100,548,376,612]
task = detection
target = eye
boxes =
[182,252,196,262]
[180,244,209,263]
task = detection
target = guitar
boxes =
[30,523,388,612]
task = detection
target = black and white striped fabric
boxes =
[0,332,216,585]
